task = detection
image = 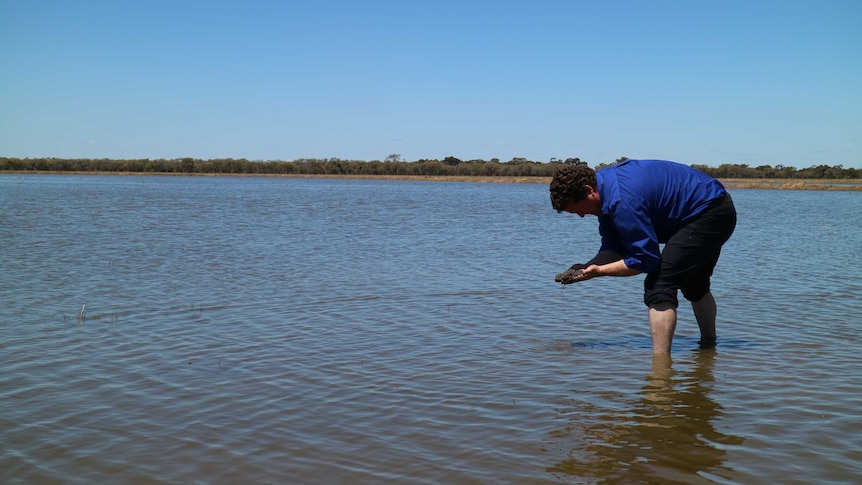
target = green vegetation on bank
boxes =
[1,156,860,180]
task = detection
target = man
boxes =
[549,159,737,354]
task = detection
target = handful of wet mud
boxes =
[555,268,586,284]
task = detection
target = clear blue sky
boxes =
[2,0,860,167]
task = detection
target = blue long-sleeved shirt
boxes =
[596,159,727,273]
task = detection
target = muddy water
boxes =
[2,174,860,484]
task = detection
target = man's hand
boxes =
[555,264,588,284]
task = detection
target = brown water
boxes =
[2,175,861,484]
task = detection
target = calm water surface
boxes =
[2,174,861,484]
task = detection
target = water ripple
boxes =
[2,176,861,484]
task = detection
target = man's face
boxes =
[562,185,601,217]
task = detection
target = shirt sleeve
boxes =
[598,216,625,255]
[609,200,662,273]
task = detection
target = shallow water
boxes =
[2,174,861,484]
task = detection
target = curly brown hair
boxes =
[549,166,597,212]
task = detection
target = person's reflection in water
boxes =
[547,351,744,484]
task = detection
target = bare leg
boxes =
[649,302,677,354]
[691,291,717,345]
[644,354,674,408]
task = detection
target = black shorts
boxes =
[643,198,737,308]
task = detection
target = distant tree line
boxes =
[1,156,859,179]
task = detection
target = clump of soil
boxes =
[555,268,585,284]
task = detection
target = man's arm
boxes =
[585,250,626,267]
[585,258,642,278]
[556,250,641,284]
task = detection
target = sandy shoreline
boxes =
[718,178,862,191]
[3,170,862,190]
